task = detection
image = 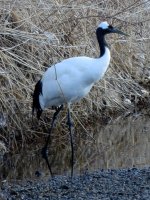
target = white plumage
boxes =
[40,47,110,109]
[32,21,127,177]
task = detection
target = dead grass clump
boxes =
[0,0,150,149]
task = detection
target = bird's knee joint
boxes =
[66,120,74,127]
[41,147,48,159]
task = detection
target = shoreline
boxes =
[1,167,150,199]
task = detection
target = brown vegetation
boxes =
[0,0,150,150]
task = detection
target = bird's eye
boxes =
[108,25,113,29]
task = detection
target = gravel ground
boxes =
[1,167,150,200]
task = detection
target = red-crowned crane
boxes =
[32,21,128,178]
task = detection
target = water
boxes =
[0,113,150,181]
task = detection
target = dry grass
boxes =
[0,0,150,149]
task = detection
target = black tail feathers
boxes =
[32,80,43,120]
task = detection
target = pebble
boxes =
[0,167,150,199]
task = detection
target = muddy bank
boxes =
[1,167,150,200]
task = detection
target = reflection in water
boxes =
[0,113,150,181]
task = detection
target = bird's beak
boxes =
[112,28,129,36]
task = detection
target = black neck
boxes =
[96,28,108,57]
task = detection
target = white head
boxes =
[98,21,109,29]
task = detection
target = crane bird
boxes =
[32,21,127,177]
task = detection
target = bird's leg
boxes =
[41,105,63,177]
[66,106,74,178]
